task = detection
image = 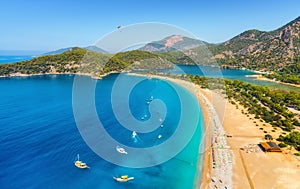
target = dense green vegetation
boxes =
[224,80,299,131]
[101,50,175,74]
[265,60,300,84]
[155,51,195,65]
[200,16,300,85]
[278,132,300,151]
[207,30,268,55]
[0,48,87,75]
[0,49,193,77]
[187,74,300,151]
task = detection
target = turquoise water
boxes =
[0,56,34,64]
[0,74,203,189]
[164,65,300,92]
[2,64,296,188]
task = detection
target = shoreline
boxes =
[255,75,300,88]
[128,72,300,189]
[2,71,300,188]
[2,68,299,89]
[0,71,128,80]
[128,73,233,188]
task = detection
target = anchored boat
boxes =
[113,175,134,182]
[74,154,89,169]
[132,131,137,138]
[116,146,128,154]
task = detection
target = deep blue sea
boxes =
[1,64,298,189]
[0,74,203,189]
[0,56,34,64]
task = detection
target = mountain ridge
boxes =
[140,35,206,52]
[43,46,107,55]
[208,16,300,71]
[1,16,299,84]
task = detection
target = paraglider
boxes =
[117,25,122,29]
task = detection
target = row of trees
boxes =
[224,79,299,132]
[278,132,300,151]
[187,74,300,151]
[265,61,300,84]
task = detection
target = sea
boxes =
[0,58,298,189]
[0,56,34,64]
[0,74,203,189]
[165,65,300,92]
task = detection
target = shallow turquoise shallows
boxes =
[0,74,204,189]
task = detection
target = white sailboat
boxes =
[116,146,128,154]
[74,154,89,169]
[132,131,137,138]
[113,175,134,182]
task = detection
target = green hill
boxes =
[0,48,87,75]
[1,16,299,84]
[208,16,300,70]
[0,48,188,77]
[202,16,300,84]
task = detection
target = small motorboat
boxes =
[158,134,162,139]
[132,131,137,138]
[74,154,89,169]
[113,175,134,182]
[116,146,128,154]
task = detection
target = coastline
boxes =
[255,75,300,88]
[232,68,300,89]
[2,68,299,89]
[127,72,300,189]
[160,77,233,189]
[2,71,300,188]
[0,71,127,81]
[127,73,233,188]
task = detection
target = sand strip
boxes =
[127,73,300,189]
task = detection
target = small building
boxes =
[260,142,282,152]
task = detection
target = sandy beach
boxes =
[133,73,300,189]
[6,71,299,188]
[1,69,299,188]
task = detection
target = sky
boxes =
[0,0,299,53]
